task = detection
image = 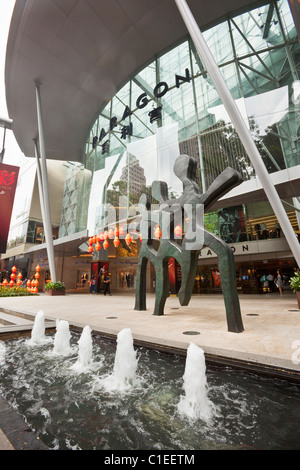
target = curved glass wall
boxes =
[82,0,299,236]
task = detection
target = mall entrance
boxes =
[91,261,109,293]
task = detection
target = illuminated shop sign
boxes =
[93,68,191,154]
[0,163,19,253]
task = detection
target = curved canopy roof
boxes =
[5,0,266,162]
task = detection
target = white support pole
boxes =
[33,138,47,229]
[35,81,57,282]
[175,0,300,267]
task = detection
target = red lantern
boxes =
[108,229,114,239]
[103,239,109,250]
[114,227,119,238]
[154,225,161,239]
[35,265,41,272]
[99,232,104,241]
[17,272,22,279]
[125,233,132,245]
[113,237,120,248]
[88,237,93,245]
[174,225,182,238]
[2,279,8,287]
[95,241,101,251]
[16,280,22,287]
[88,245,93,253]
[11,266,17,273]
[10,273,16,280]
[27,280,31,287]
[35,272,40,279]
[9,280,15,287]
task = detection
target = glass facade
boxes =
[59,162,91,238]
[67,0,299,240]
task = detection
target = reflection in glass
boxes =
[81,0,299,236]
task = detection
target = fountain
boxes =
[53,319,72,356]
[100,327,138,392]
[178,342,215,422]
[1,325,300,450]
[27,310,47,345]
[70,325,97,372]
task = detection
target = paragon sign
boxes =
[0,163,19,253]
[93,68,191,154]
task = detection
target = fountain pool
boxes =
[0,325,300,450]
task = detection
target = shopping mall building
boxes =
[1,0,300,295]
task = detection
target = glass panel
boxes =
[131,78,155,139]
[82,0,299,238]
[26,220,36,244]
[7,221,28,248]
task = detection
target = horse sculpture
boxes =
[134,154,244,333]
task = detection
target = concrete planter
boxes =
[45,289,65,296]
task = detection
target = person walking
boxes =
[90,276,97,294]
[104,273,111,296]
[275,269,284,296]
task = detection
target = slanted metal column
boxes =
[175,0,300,268]
[33,138,46,230]
[34,81,57,282]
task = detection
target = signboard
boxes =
[0,163,19,253]
[198,237,290,259]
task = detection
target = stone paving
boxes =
[0,291,299,372]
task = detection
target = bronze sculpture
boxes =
[134,154,244,333]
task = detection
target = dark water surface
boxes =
[0,332,299,450]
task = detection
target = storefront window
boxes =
[26,221,59,245]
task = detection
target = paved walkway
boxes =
[0,291,299,375]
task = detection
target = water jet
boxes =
[0,326,300,450]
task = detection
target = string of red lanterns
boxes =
[0,264,44,295]
[1,226,184,288]
[87,227,136,254]
[86,223,184,254]
[9,265,17,287]
[16,271,23,287]
[154,224,183,239]
[26,264,41,294]
[113,227,120,247]
[1,265,23,289]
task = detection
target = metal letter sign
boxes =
[0,163,19,253]
[93,68,192,146]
